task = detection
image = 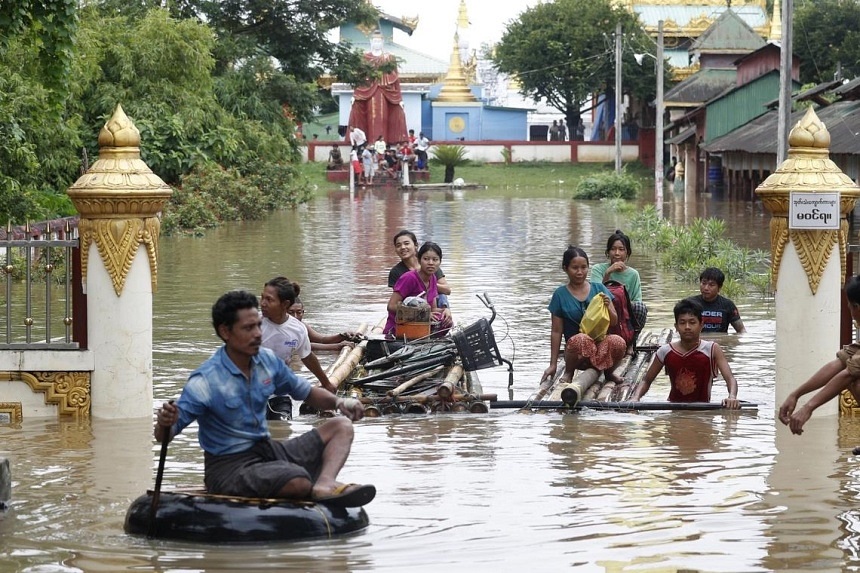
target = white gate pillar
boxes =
[67,105,172,419]
[756,107,860,416]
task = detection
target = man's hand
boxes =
[157,401,178,427]
[722,395,740,410]
[789,404,813,435]
[336,397,365,421]
[778,395,797,425]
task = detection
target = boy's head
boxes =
[673,298,704,339]
[698,267,725,302]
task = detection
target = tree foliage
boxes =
[795,0,860,83]
[0,0,372,227]
[492,0,658,129]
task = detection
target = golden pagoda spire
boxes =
[436,32,478,103]
[457,0,469,28]
[769,0,782,41]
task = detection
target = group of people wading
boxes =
[542,230,743,409]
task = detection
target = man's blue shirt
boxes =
[173,346,312,455]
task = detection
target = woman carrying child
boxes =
[385,241,453,336]
[542,246,627,385]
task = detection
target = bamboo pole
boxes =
[559,369,600,406]
[437,365,465,399]
[325,322,368,377]
[388,365,446,398]
[359,393,498,405]
[328,319,385,390]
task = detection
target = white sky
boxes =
[372,0,540,57]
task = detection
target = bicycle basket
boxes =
[452,317,502,371]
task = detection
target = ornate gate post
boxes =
[756,107,860,415]
[67,105,172,418]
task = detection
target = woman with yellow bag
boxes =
[542,246,627,386]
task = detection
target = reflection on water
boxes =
[3,189,860,571]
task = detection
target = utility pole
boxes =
[777,0,793,163]
[615,21,622,173]
[655,20,664,215]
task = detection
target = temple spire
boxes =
[436,32,477,103]
[769,0,782,41]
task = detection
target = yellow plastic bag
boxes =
[580,294,610,341]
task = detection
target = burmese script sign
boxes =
[789,192,840,230]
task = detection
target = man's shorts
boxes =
[204,429,324,498]
[837,341,860,377]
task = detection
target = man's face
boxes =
[220,308,262,359]
[699,279,720,302]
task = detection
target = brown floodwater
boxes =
[2,185,860,572]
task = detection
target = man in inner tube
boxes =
[155,290,376,508]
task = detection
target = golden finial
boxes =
[787,106,830,150]
[457,0,469,29]
[97,104,141,149]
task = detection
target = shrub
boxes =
[573,170,640,200]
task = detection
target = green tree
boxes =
[492,0,658,132]
[795,0,860,83]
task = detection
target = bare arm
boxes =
[437,276,452,296]
[542,315,565,382]
[387,290,404,313]
[731,318,746,334]
[631,355,663,401]
[301,352,336,394]
[603,292,618,327]
[788,368,855,435]
[778,358,845,424]
[712,343,740,409]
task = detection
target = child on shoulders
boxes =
[631,298,740,408]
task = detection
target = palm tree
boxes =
[430,145,470,183]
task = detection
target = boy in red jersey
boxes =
[631,298,740,408]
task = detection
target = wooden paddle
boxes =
[148,401,173,538]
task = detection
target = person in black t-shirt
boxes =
[689,267,746,333]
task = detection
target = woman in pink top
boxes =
[385,242,453,335]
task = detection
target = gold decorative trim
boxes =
[79,217,160,296]
[840,388,858,416]
[0,403,22,424]
[0,371,91,418]
[769,216,789,289]
[67,104,171,297]
[791,229,838,295]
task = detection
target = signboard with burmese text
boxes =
[789,192,840,230]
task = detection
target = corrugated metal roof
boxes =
[690,9,766,53]
[664,68,737,105]
[667,126,697,144]
[634,5,768,29]
[702,100,860,154]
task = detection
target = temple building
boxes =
[628,0,771,80]
[331,0,529,142]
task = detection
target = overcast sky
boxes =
[371,0,539,58]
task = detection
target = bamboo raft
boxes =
[301,314,510,417]
[514,328,675,412]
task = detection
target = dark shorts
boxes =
[838,341,860,377]
[204,429,324,498]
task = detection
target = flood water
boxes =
[3,185,860,572]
